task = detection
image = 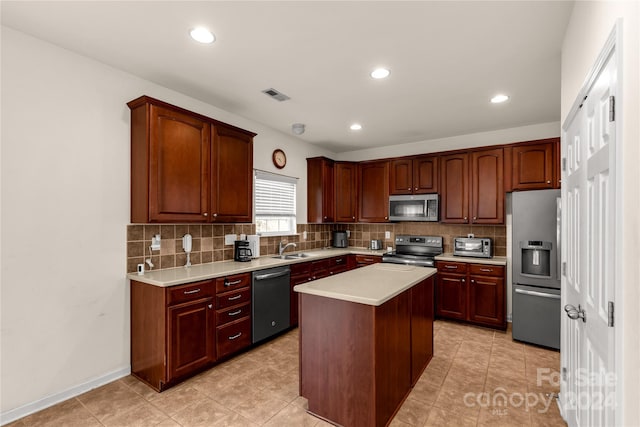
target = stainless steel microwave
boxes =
[389,194,439,222]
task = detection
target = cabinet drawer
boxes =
[329,256,348,268]
[216,287,251,310]
[290,262,311,276]
[217,317,252,359]
[215,273,251,293]
[436,261,468,274]
[469,264,504,277]
[354,255,382,265]
[216,302,250,326]
[310,259,330,271]
[167,280,214,305]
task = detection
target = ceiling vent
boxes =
[262,88,290,102]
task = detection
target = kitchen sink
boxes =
[272,253,312,260]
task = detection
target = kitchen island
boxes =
[294,263,436,427]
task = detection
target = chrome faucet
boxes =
[279,241,297,256]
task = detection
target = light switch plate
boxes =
[346,230,351,237]
[225,234,237,245]
[385,231,391,239]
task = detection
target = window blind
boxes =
[254,170,297,235]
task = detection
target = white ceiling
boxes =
[1,1,574,153]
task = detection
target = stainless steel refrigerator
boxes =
[511,189,561,349]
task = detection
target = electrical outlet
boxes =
[346,230,351,237]
[385,231,391,239]
[150,234,161,250]
[224,234,237,245]
[303,231,307,240]
[467,233,475,238]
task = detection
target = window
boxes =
[254,170,297,236]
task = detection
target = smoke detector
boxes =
[292,123,305,135]
[262,88,290,102]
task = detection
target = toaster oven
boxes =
[453,237,492,258]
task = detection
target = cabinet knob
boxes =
[471,279,475,284]
[462,278,465,282]
[414,187,418,190]
[352,216,356,220]
[384,216,388,220]
[464,216,468,221]
[208,304,213,309]
[473,216,477,221]
[203,213,208,217]
[408,187,411,191]
[213,213,217,217]
[324,216,327,219]
[547,180,551,184]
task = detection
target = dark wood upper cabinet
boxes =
[440,153,469,223]
[389,156,438,195]
[210,125,253,222]
[334,162,358,222]
[307,157,335,223]
[128,96,255,223]
[508,139,557,191]
[471,148,504,224]
[358,161,389,222]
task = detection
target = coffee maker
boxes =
[234,240,253,262]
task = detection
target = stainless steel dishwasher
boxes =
[252,266,291,343]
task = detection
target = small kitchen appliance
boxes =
[453,237,492,258]
[234,240,253,262]
[332,230,348,248]
[246,235,260,258]
[382,235,443,267]
[183,234,192,267]
[370,239,382,250]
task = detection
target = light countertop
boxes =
[128,247,388,287]
[435,253,508,266]
[294,263,437,306]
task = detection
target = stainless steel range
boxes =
[382,235,443,267]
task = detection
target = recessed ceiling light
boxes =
[491,94,510,104]
[190,27,215,44]
[370,68,390,79]
[350,123,362,131]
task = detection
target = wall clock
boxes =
[272,149,287,169]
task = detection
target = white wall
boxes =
[336,121,560,161]
[561,1,639,424]
[0,26,330,421]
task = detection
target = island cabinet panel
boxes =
[358,161,390,222]
[334,161,358,222]
[128,95,255,223]
[307,157,335,223]
[299,276,434,427]
[352,254,382,268]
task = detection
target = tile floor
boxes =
[7,320,565,427]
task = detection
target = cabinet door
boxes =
[511,142,554,190]
[389,159,413,195]
[307,158,335,223]
[335,162,358,222]
[413,156,438,194]
[435,273,467,320]
[440,153,469,223]
[168,298,215,381]
[211,125,253,222]
[471,148,504,224]
[410,276,434,385]
[148,105,210,222]
[468,275,505,328]
[358,161,389,222]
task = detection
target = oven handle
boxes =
[515,288,560,300]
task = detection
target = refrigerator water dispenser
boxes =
[520,241,552,277]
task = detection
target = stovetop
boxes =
[382,235,443,267]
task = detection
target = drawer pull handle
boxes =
[225,279,242,287]
[228,332,242,340]
[362,258,373,262]
[336,259,343,264]
[445,266,458,269]
[228,294,242,301]
[183,288,201,295]
[480,268,493,272]
[228,309,242,316]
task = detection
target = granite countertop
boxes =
[294,263,437,306]
[434,253,508,266]
[127,247,388,287]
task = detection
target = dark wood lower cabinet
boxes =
[299,276,434,427]
[436,261,506,329]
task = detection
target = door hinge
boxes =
[578,95,587,109]
[562,262,567,276]
[608,301,615,327]
[609,95,615,122]
[562,157,567,172]
[562,367,568,381]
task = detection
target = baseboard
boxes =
[0,366,131,426]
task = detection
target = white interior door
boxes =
[560,33,617,427]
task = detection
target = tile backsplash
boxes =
[126,222,506,273]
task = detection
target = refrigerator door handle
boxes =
[556,197,561,280]
[515,288,561,300]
